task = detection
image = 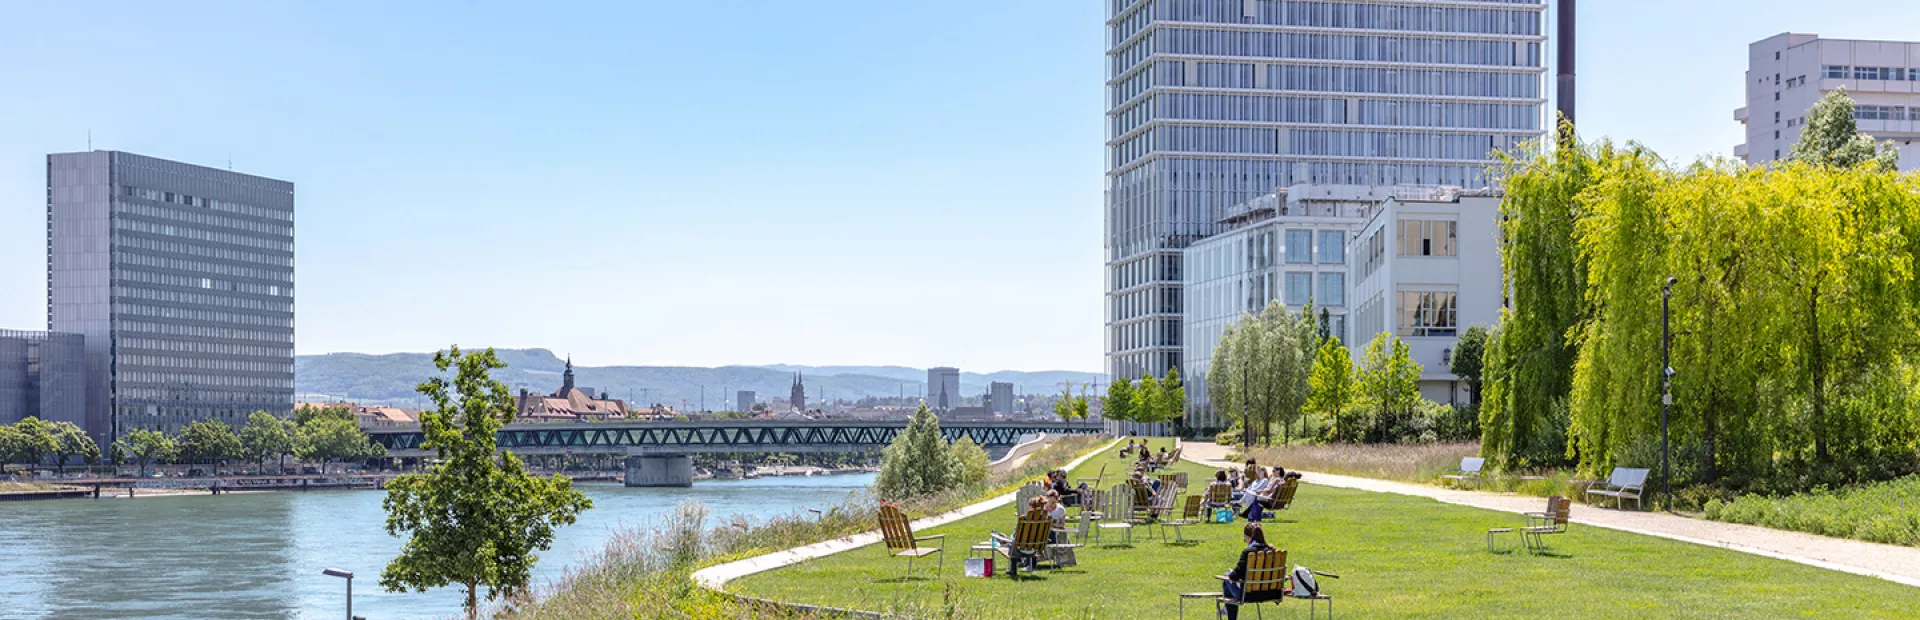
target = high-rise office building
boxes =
[1737,33,1920,169]
[1105,0,1548,380]
[736,390,756,412]
[48,151,295,442]
[0,330,86,427]
[926,367,960,411]
[988,381,1015,414]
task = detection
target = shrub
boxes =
[1701,475,1920,547]
[875,404,959,500]
[949,436,989,487]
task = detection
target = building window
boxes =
[1317,230,1345,263]
[1284,272,1313,306]
[1284,229,1312,263]
[1397,219,1457,257]
[1317,272,1345,306]
[1825,65,1848,79]
[1397,291,1458,337]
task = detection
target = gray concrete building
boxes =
[48,151,295,442]
[0,330,87,427]
[736,390,755,412]
[926,366,960,411]
[1738,33,1920,170]
[988,381,1014,414]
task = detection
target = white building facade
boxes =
[1347,192,1504,405]
[1737,33,1920,169]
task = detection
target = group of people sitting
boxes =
[1198,459,1302,522]
[1117,439,1173,470]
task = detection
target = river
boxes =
[0,473,876,620]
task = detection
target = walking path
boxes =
[691,438,1119,592]
[1181,442,1920,588]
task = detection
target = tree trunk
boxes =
[466,580,478,620]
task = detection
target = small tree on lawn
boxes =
[241,411,294,473]
[1133,373,1163,429]
[875,403,958,500]
[47,420,98,474]
[381,346,592,619]
[950,435,990,487]
[1308,337,1359,442]
[115,428,176,477]
[1450,326,1489,409]
[177,419,242,475]
[1101,378,1136,424]
[1160,366,1186,429]
[1356,332,1423,442]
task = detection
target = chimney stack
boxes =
[1556,0,1576,132]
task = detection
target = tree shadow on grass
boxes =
[870,575,942,585]
[1160,540,1203,548]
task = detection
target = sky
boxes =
[2,1,1918,374]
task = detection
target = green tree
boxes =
[381,346,592,618]
[46,420,97,474]
[1102,378,1136,423]
[8,417,57,470]
[949,435,989,487]
[874,403,959,499]
[1052,386,1089,422]
[115,428,176,477]
[1357,332,1423,442]
[1133,373,1163,425]
[1160,367,1186,425]
[177,420,242,475]
[1307,337,1359,442]
[1790,89,1900,170]
[240,411,294,473]
[1451,326,1489,408]
[1205,302,1314,447]
[295,414,384,474]
[294,403,354,427]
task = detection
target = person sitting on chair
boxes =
[1157,446,1170,465]
[1206,470,1235,509]
[1219,522,1277,620]
[1047,470,1080,507]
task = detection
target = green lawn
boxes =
[731,438,1920,619]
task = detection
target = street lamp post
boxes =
[321,568,354,620]
[1661,277,1677,511]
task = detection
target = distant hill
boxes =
[296,349,1106,410]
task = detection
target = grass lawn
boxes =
[731,438,1920,619]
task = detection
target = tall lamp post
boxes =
[321,567,356,620]
[1661,277,1677,511]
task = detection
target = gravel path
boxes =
[1179,441,1920,588]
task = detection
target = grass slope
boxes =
[732,439,1920,619]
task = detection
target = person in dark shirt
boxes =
[1047,469,1080,507]
[1220,522,1276,620]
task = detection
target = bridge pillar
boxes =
[625,455,693,487]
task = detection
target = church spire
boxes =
[562,355,576,394]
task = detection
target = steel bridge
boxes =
[365,419,1105,457]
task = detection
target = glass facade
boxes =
[1106,0,1546,383]
[0,330,86,427]
[48,151,295,441]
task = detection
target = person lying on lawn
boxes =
[1219,521,1277,620]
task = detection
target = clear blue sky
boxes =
[2,1,1917,373]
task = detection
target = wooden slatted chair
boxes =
[1215,548,1290,619]
[1269,480,1300,511]
[1160,494,1204,543]
[1204,481,1235,510]
[1521,496,1572,553]
[1014,482,1045,515]
[1095,483,1135,544]
[996,508,1079,577]
[877,503,944,580]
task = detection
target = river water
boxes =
[0,473,876,620]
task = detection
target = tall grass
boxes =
[1238,442,1481,483]
[500,435,1109,619]
[1703,475,1920,547]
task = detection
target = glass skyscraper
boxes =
[48,151,295,442]
[1105,0,1547,380]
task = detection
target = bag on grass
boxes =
[1212,508,1234,523]
[964,557,994,578]
[1292,565,1319,598]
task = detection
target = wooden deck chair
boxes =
[1521,496,1571,552]
[1070,504,1096,545]
[996,508,1053,577]
[1156,473,1180,492]
[1269,480,1300,511]
[1203,481,1234,510]
[1076,464,1107,495]
[1095,483,1135,544]
[1214,548,1290,619]
[1160,494,1204,542]
[877,504,944,580]
[1078,487,1106,521]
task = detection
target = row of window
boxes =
[1111,317,1182,353]
[1137,92,1541,129]
[112,319,293,344]
[1855,105,1914,121]
[1112,0,1543,46]
[1824,65,1920,82]
[113,234,292,267]
[1111,285,1183,322]
[112,285,293,313]
[115,302,295,329]
[117,337,291,359]
[116,268,286,298]
[116,373,292,394]
[1158,28,1538,67]
[122,185,293,222]
[1279,271,1347,306]
[116,251,293,284]
[1399,219,1458,256]
[117,200,292,238]
[1134,125,1519,162]
[1112,254,1183,292]
[115,218,294,252]
[117,354,292,374]
[1284,229,1348,264]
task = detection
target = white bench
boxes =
[1440,457,1485,487]
[1584,467,1650,510]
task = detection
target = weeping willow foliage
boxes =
[1493,129,1920,488]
